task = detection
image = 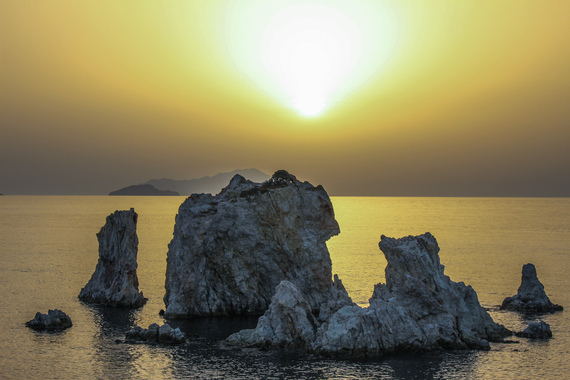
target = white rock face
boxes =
[227,233,511,356]
[163,171,340,317]
[501,263,563,312]
[79,208,146,308]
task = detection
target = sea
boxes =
[0,196,568,379]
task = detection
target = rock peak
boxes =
[79,209,146,308]
[501,263,563,312]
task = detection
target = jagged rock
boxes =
[226,280,320,349]
[227,233,511,356]
[501,263,563,312]
[515,321,552,339]
[125,323,185,344]
[317,274,354,323]
[315,234,511,355]
[164,170,339,317]
[26,309,72,331]
[79,208,146,308]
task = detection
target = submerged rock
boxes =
[227,233,511,356]
[79,208,146,308]
[501,263,563,312]
[26,309,72,331]
[164,170,340,317]
[125,323,185,344]
[515,321,552,339]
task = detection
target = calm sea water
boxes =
[0,196,568,379]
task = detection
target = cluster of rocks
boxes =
[26,309,72,331]
[498,263,562,341]
[28,171,563,353]
[125,323,185,344]
[501,263,563,313]
[227,233,512,355]
[163,170,340,318]
[79,208,147,308]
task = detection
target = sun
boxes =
[293,95,326,117]
[224,1,399,118]
[260,3,361,117]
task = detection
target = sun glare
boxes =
[224,1,399,118]
[293,95,326,117]
[260,3,360,117]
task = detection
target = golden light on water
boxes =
[225,1,399,117]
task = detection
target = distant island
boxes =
[145,169,270,196]
[109,184,179,196]
[109,169,269,196]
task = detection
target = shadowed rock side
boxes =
[79,208,146,307]
[164,170,340,317]
[501,263,563,312]
[227,233,511,356]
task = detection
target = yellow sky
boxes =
[1,1,569,195]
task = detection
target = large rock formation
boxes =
[227,233,511,356]
[501,263,563,312]
[164,170,339,317]
[79,208,146,307]
[26,309,72,331]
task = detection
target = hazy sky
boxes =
[2,1,569,196]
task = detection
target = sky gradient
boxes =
[2,1,569,196]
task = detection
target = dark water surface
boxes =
[1,196,568,379]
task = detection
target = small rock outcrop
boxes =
[26,309,72,331]
[226,280,321,349]
[501,263,563,312]
[125,323,185,344]
[79,208,146,308]
[227,233,511,356]
[164,170,340,317]
[515,321,552,339]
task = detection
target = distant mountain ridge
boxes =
[146,169,270,196]
[109,184,179,196]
